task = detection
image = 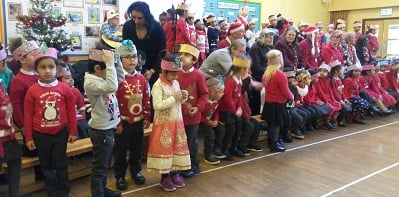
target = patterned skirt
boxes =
[350,96,371,115]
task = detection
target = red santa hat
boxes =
[305,26,319,55]
[104,10,119,22]
[228,22,245,35]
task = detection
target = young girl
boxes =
[386,59,399,104]
[147,54,190,192]
[343,64,371,124]
[24,48,77,196]
[330,65,352,127]
[261,49,293,153]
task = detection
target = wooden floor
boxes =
[26,113,399,197]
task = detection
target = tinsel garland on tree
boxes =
[17,0,70,52]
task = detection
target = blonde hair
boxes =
[263,49,283,85]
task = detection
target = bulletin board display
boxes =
[203,0,261,32]
[3,0,118,55]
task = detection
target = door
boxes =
[364,18,399,58]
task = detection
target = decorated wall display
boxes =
[103,0,117,6]
[67,11,83,23]
[86,0,101,5]
[88,7,100,24]
[63,0,84,8]
[84,26,100,37]
[7,3,22,21]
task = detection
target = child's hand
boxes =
[26,140,36,151]
[189,106,199,116]
[102,50,114,64]
[181,90,188,101]
[235,107,242,117]
[211,120,218,127]
[116,124,123,134]
[68,135,77,144]
[172,91,182,103]
[143,120,151,129]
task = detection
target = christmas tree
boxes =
[17,0,70,51]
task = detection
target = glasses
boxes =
[121,55,138,60]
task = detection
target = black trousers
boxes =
[33,128,70,197]
[185,124,199,169]
[200,123,225,157]
[114,120,144,178]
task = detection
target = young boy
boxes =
[200,78,225,164]
[84,49,124,197]
[175,1,192,46]
[206,15,219,54]
[114,40,151,190]
[177,44,209,178]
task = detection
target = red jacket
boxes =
[176,18,191,45]
[163,22,176,53]
[263,70,293,104]
[386,68,399,93]
[24,81,77,142]
[201,100,220,124]
[366,33,379,58]
[303,85,319,105]
[321,43,344,65]
[343,77,361,100]
[71,87,85,121]
[377,71,390,91]
[217,38,231,49]
[299,38,320,69]
[219,76,242,113]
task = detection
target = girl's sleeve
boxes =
[151,83,177,111]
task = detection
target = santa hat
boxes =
[305,26,319,55]
[319,62,331,73]
[228,22,245,35]
[353,21,361,27]
[0,47,7,61]
[89,49,105,62]
[179,44,200,60]
[362,64,375,71]
[161,54,182,72]
[12,40,39,61]
[298,21,309,27]
[104,10,119,22]
[117,40,137,57]
[296,69,311,82]
[232,55,250,68]
[177,0,190,11]
[207,15,216,24]
[347,63,362,71]
[32,47,58,64]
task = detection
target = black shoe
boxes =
[224,153,234,161]
[204,155,220,165]
[383,109,395,115]
[233,150,245,157]
[105,188,121,197]
[338,121,347,127]
[214,150,227,159]
[131,172,145,185]
[180,169,195,178]
[282,135,293,143]
[290,129,304,139]
[239,148,251,156]
[247,145,263,152]
[191,166,200,175]
[115,177,127,190]
[306,124,314,131]
[269,143,286,153]
[323,123,337,131]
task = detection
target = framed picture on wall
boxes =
[88,7,100,24]
[64,0,84,8]
[66,11,83,23]
[7,3,22,21]
[85,26,100,37]
[103,0,117,6]
[70,34,82,50]
[86,0,101,5]
[51,7,61,18]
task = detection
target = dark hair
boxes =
[87,59,106,73]
[218,20,225,25]
[127,1,156,30]
[34,56,58,70]
[159,11,167,19]
[176,9,185,16]
[281,27,298,44]
[194,19,201,25]
[56,61,70,81]
[329,65,342,86]
[355,35,368,49]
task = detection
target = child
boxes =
[330,65,352,127]
[175,1,192,46]
[206,15,219,54]
[0,76,22,197]
[200,78,225,164]
[261,49,294,153]
[385,58,399,105]
[377,62,398,102]
[147,54,190,192]
[24,48,77,196]
[343,64,371,124]
[177,44,208,178]
[292,70,313,137]
[114,40,151,190]
[56,62,88,139]
[84,49,124,197]
[315,63,341,130]
[9,38,43,182]
[194,19,209,68]
[0,43,14,92]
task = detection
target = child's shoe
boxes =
[204,154,221,165]
[171,173,185,188]
[160,176,176,192]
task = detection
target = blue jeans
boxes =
[88,127,115,197]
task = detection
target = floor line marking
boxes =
[122,120,399,195]
[320,161,399,197]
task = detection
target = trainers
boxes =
[240,148,251,156]
[204,155,220,165]
[247,145,263,152]
[214,151,227,159]
[290,129,304,139]
[160,176,176,192]
[323,123,337,131]
[171,173,185,188]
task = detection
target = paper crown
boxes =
[0,48,7,61]
[32,47,58,62]
[228,22,245,35]
[296,69,311,82]
[104,10,119,22]
[12,40,39,61]
[304,26,318,34]
[362,64,375,71]
[330,59,341,67]
[89,49,105,62]
[179,44,200,59]
[232,55,250,68]
[319,62,331,73]
[177,1,190,10]
[353,21,361,27]
[161,54,182,72]
[259,28,276,38]
[188,11,195,18]
[347,63,362,71]
[207,16,216,23]
[298,21,309,27]
[117,40,137,57]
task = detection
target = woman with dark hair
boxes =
[123,1,166,87]
[274,27,306,69]
[355,35,374,65]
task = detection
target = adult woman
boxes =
[200,39,246,80]
[248,28,275,114]
[355,36,374,65]
[320,30,344,66]
[123,1,166,87]
[274,27,306,69]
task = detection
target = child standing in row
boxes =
[114,40,151,190]
[0,43,14,92]
[147,54,191,192]
[177,44,209,178]
[24,48,77,196]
